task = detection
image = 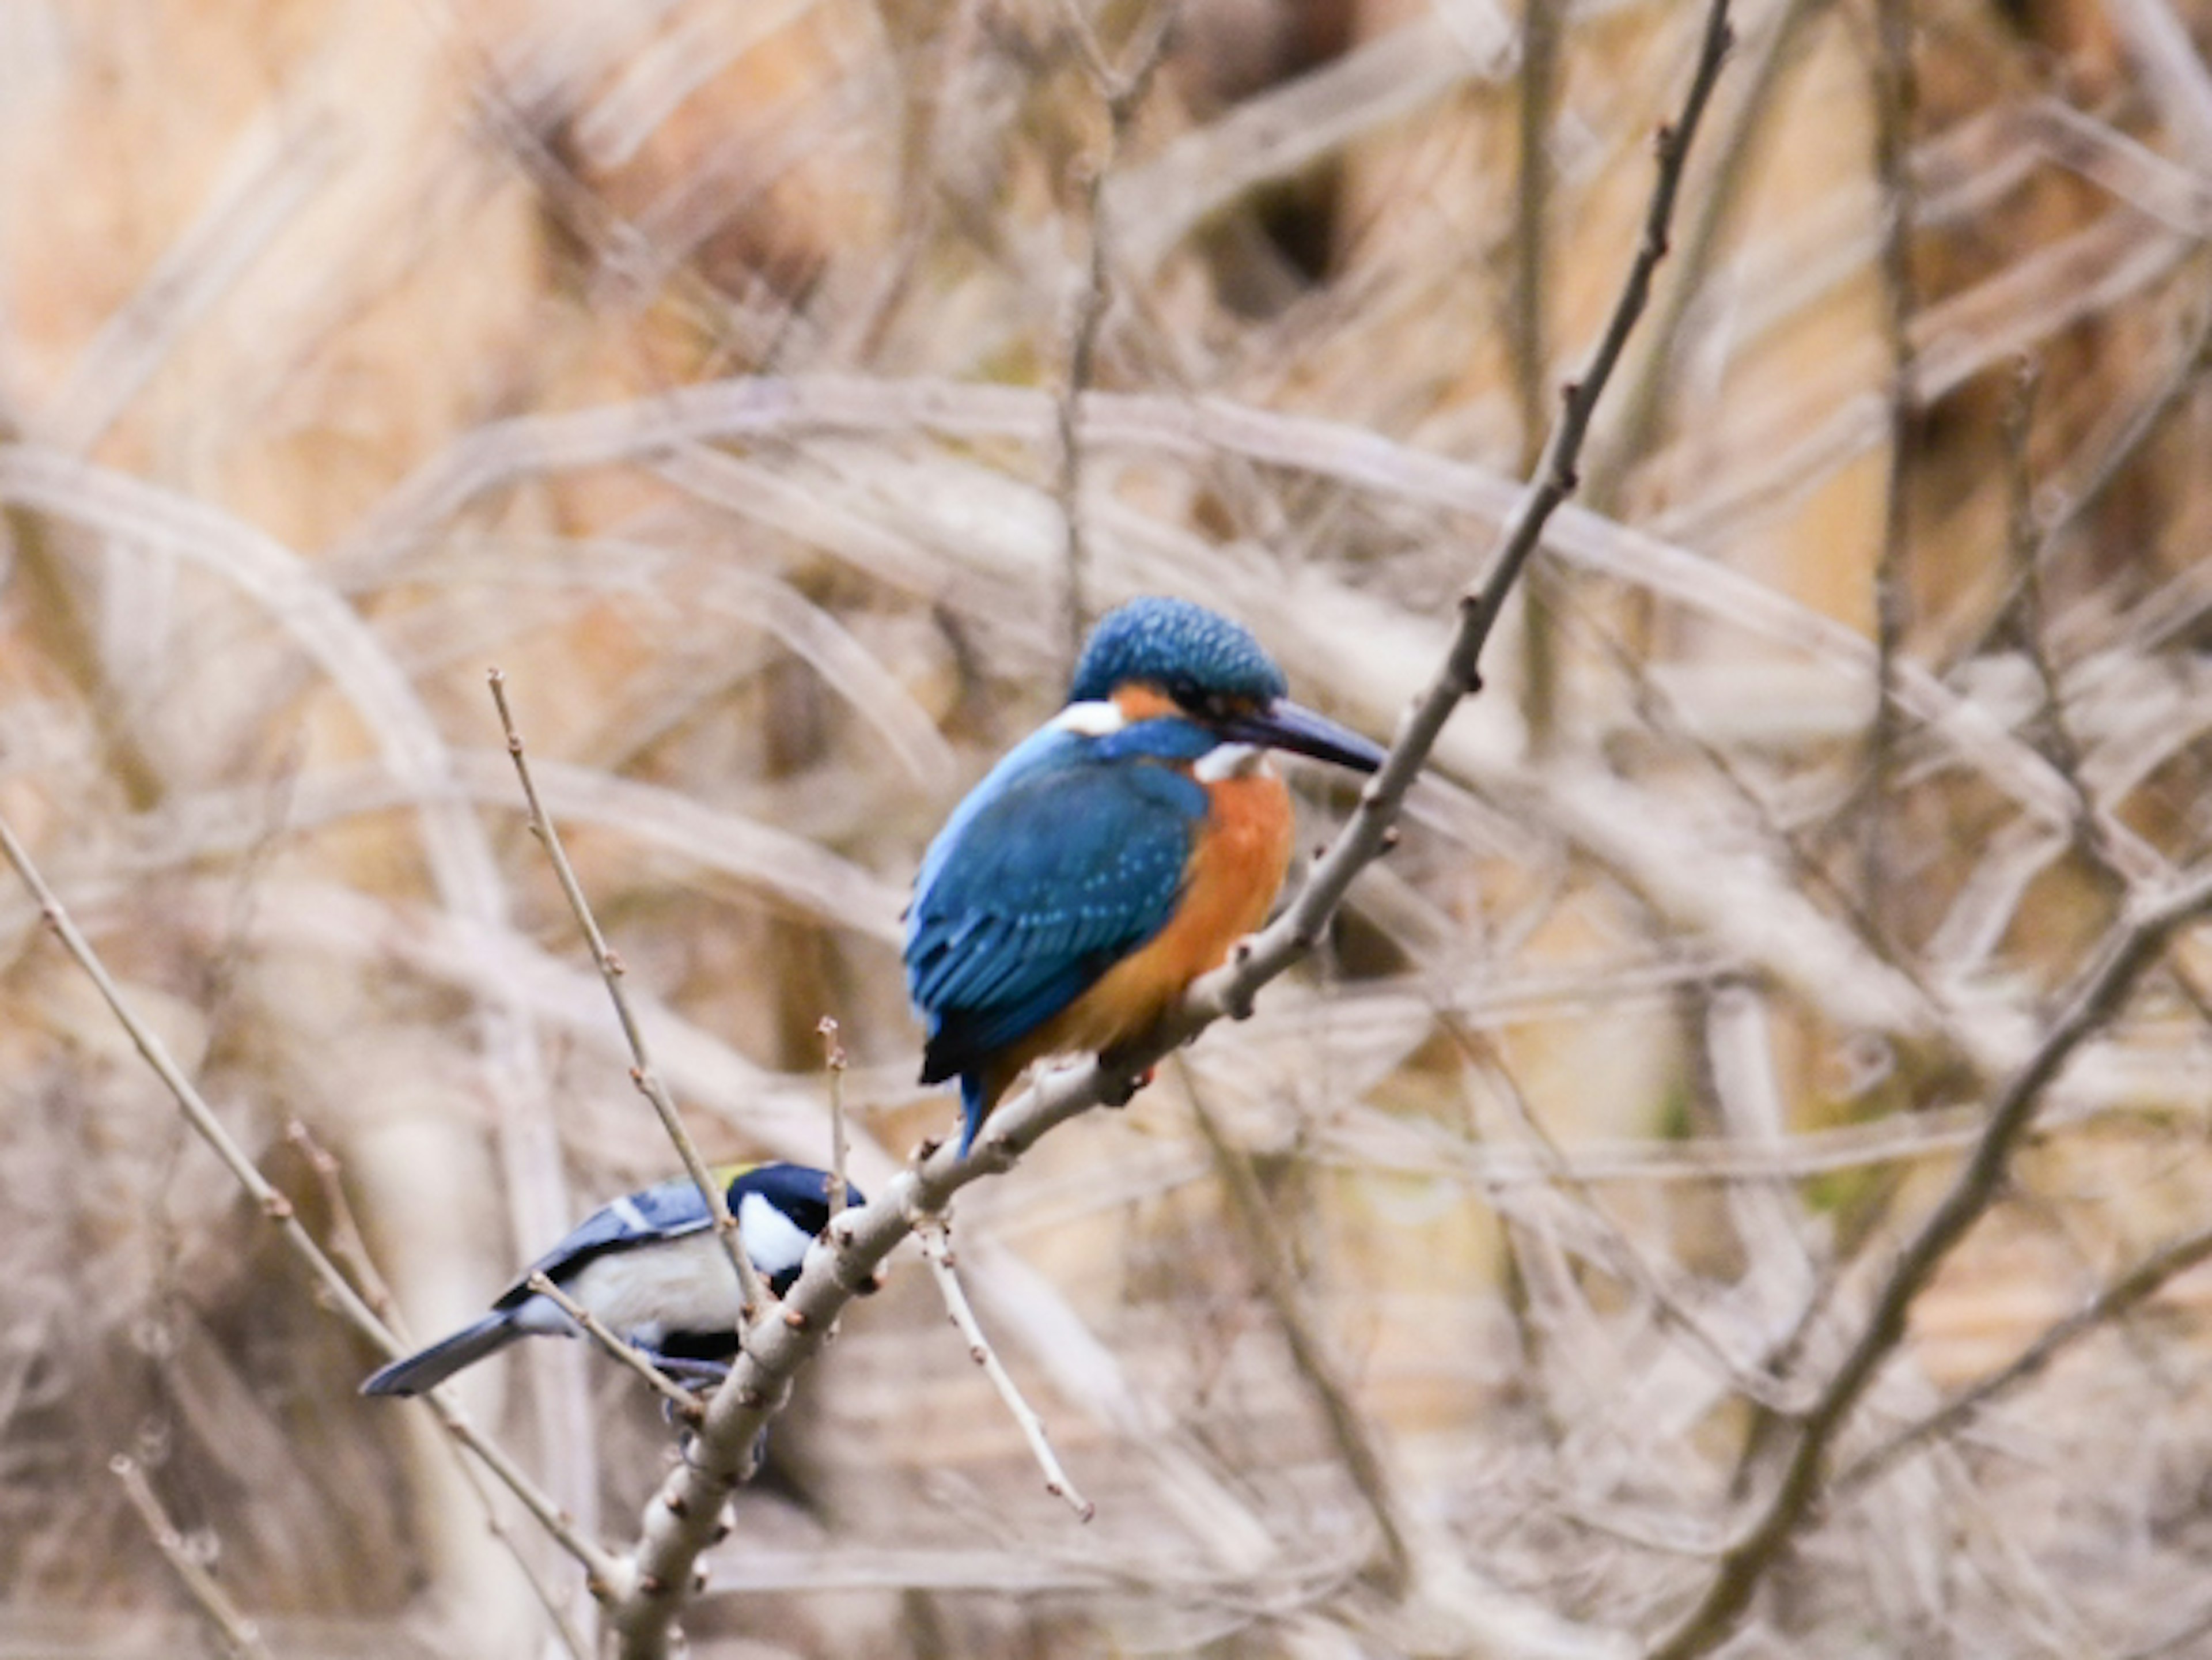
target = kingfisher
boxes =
[905,596,1386,1157]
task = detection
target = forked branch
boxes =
[1647,864,2212,1660]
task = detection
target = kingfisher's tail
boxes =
[360,1311,521,1397]
[957,1073,988,1158]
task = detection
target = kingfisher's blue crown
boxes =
[1067,597,1287,706]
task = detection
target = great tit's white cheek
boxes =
[737,1190,814,1283]
[560,1233,743,1345]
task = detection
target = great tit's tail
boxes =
[360,1311,521,1397]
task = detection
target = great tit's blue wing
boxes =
[907,742,1207,1074]
[490,1171,729,1309]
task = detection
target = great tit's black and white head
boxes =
[728,1163,861,1296]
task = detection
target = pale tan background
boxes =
[5,0,2212,1654]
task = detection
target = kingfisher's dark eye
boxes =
[1185,689,1232,723]
[1165,679,1250,727]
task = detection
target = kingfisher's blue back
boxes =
[906,717,1214,1147]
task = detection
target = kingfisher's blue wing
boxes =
[907,748,1207,1077]
[491,1171,730,1308]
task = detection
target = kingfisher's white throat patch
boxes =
[1194,742,1266,782]
[1052,699,1126,736]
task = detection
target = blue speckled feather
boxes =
[902,597,1382,1160]
[907,720,1213,1091]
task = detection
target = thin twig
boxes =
[1054,0,1173,663]
[916,1216,1094,1521]
[1998,357,2124,893]
[284,1118,407,1337]
[1646,863,2212,1660]
[1510,0,1561,468]
[1584,0,1835,508]
[1861,0,1919,932]
[1187,1069,1412,1595]
[819,1015,850,1219]
[2034,282,2212,569]
[487,669,768,1325]
[428,1398,620,1593]
[432,1431,596,1660]
[288,1120,600,1640]
[602,10,1736,1651]
[527,1272,706,1424]
[0,812,385,1344]
[1953,270,2212,672]
[0,806,624,1594]
[1838,1215,2212,1494]
[1439,1016,1812,1417]
[1512,0,1565,751]
[111,1454,276,1660]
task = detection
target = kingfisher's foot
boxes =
[1094,1049,1157,1106]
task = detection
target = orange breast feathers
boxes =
[985,766,1294,1098]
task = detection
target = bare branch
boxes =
[487,668,768,1324]
[0,811,384,1345]
[1860,0,1921,929]
[284,1118,407,1337]
[430,1435,596,1660]
[424,1398,620,1594]
[819,1015,851,1219]
[1647,863,2212,1660]
[1189,1074,1411,1594]
[1053,0,1173,659]
[0,806,623,1595]
[917,1216,1094,1521]
[526,1272,706,1424]
[1838,1215,2212,1494]
[111,1454,275,1660]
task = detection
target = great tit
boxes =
[360,1161,859,1397]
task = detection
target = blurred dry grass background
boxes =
[6,0,2212,1654]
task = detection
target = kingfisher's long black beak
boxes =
[1221,697,1387,773]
